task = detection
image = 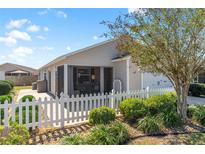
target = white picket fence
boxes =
[0,87,174,130]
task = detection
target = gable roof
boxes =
[39,39,116,70]
[0,63,38,74]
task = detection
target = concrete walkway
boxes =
[187,96,205,105]
[17,89,51,102]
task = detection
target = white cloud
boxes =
[36,35,46,40]
[38,9,68,19]
[66,46,71,51]
[7,30,31,41]
[93,36,98,40]
[38,10,48,15]
[128,8,146,14]
[7,46,33,63]
[6,19,30,29]
[56,11,67,18]
[12,46,33,57]
[0,36,17,46]
[27,25,40,32]
[43,27,50,31]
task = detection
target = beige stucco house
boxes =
[0,63,38,86]
[39,40,172,96]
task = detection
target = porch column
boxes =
[126,58,130,91]
[64,64,68,95]
[100,67,104,93]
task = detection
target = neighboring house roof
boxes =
[9,70,29,74]
[0,63,38,75]
[39,39,117,70]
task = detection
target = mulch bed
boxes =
[29,117,205,145]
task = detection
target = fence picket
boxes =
[60,96,65,128]
[80,94,84,121]
[76,95,80,122]
[85,94,88,120]
[44,97,48,127]
[50,98,53,126]
[38,98,42,128]
[19,99,23,125]
[55,96,59,126]
[11,100,16,122]
[66,95,70,123]
[25,99,29,128]
[71,95,75,123]
[4,100,9,128]
[32,99,36,129]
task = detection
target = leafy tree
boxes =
[102,9,205,120]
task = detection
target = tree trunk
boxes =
[175,84,189,121]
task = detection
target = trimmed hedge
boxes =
[21,95,35,102]
[89,106,116,124]
[1,80,14,89]
[119,98,146,122]
[0,81,12,95]
[189,83,205,97]
[0,95,12,104]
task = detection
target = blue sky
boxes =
[0,8,128,69]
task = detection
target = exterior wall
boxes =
[142,72,172,89]
[0,71,5,80]
[113,60,127,91]
[128,59,141,91]
[49,41,119,68]
[5,75,38,86]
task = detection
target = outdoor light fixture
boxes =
[91,74,95,80]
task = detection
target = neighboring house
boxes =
[0,63,38,86]
[39,40,172,96]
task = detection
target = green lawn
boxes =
[14,86,32,92]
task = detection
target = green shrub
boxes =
[119,98,146,122]
[89,106,116,124]
[61,121,129,145]
[187,105,198,118]
[0,95,12,104]
[160,111,183,128]
[86,121,129,145]
[61,134,84,145]
[144,93,177,116]
[0,81,12,95]
[188,105,205,126]
[1,80,14,89]
[21,95,35,102]
[137,116,164,134]
[189,83,205,97]
[0,122,30,145]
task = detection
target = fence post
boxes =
[146,86,150,98]
[110,89,115,109]
[4,100,9,129]
[60,94,65,128]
